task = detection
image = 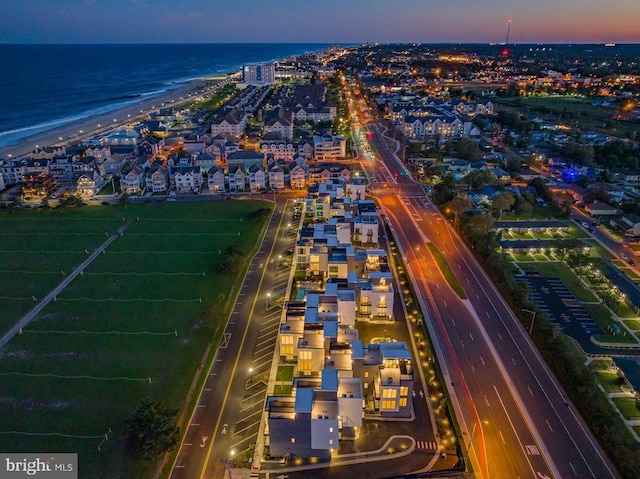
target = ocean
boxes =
[0,43,332,148]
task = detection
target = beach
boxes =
[0,77,222,160]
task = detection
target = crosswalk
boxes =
[416,440,438,450]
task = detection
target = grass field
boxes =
[0,200,272,478]
[496,96,638,138]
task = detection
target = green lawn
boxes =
[276,365,294,382]
[612,397,640,420]
[594,371,624,393]
[623,319,640,331]
[512,253,535,262]
[0,201,272,478]
[583,240,616,260]
[519,261,598,302]
[583,304,637,344]
[426,243,467,299]
[273,384,293,396]
[533,254,549,261]
[609,300,639,319]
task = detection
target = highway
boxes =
[363,120,620,479]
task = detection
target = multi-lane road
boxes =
[364,120,620,479]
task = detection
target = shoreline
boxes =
[0,76,227,160]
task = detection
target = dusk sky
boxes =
[1,0,639,44]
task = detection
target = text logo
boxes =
[0,454,77,478]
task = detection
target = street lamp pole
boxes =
[522,308,537,335]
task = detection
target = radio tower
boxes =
[501,19,512,57]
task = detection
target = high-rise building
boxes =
[243,63,275,85]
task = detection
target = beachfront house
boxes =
[120,165,146,195]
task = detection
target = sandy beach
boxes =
[0,77,224,160]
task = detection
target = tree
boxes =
[432,174,457,205]
[491,191,515,220]
[464,169,497,190]
[125,399,180,461]
[443,196,472,228]
[553,238,581,262]
[455,139,482,162]
[504,157,521,175]
[566,250,591,278]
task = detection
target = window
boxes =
[400,397,408,407]
[382,388,397,399]
[299,350,313,373]
[291,437,296,443]
[381,399,396,410]
[281,335,294,356]
[400,386,409,397]
[329,439,334,445]
[329,427,334,433]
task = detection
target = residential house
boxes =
[228,166,246,192]
[248,164,266,192]
[227,150,264,172]
[120,165,146,195]
[194,152,218,173]
[313,135,346,161]
[75,170,105,198]
[268,163,285,190]
[289,162,307,189]
[171,166,202,194]
[145,162,169,194]
[207,166,226,193]
[210,108,246,139]
[260,133,296,162]
[264,108,294,141]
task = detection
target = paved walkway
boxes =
[0,219,132,349]
[259,435,416,474]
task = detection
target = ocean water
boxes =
[0,43,331,147]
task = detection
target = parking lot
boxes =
[524,272,603,349]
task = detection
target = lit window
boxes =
[291,437,296,443]
[329,439,334,445]
[329,427,333,433]
[382,388,397,399]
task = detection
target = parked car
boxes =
[620,252,629,262]
[166,198,176,202]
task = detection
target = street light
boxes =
[522,309,536,335]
